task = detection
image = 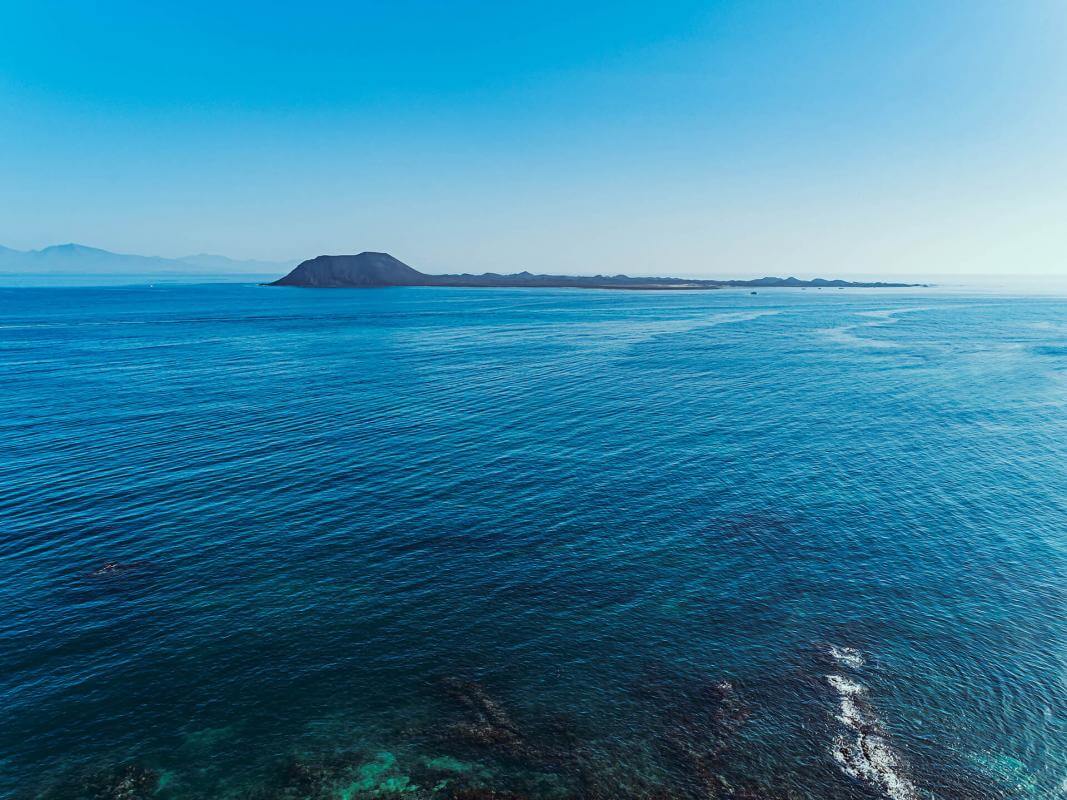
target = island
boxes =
[267,252,920,290]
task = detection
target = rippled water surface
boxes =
[1,284,1064,800]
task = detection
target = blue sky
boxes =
[1,1,1064,277]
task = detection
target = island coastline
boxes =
[267,252,923,290]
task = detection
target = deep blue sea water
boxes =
[0,283,1064,800]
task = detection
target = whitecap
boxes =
[832,732,918,800]
[837,694,872,732]
[826,660,919,800]
[828,644,865,669]
[826,673,865,696]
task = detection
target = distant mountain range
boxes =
[1,244,922,288]
[0,243,294,274]
[270,252,920,290]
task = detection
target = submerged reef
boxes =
[34,764,160,800]
[632,664,767,800]
[88,765,159,800]
[440,678,525,752]
[89,561,147,577]
[232,749,419,800]
[24,652,1023,800]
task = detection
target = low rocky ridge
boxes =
[268,252,919,290]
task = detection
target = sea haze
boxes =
[0,284,1064,799]
[0,243,293,277]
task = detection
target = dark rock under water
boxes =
[2,286,1061,800]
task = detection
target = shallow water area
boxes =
[0,283,1064,799]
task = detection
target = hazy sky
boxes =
[2,1,1065,278]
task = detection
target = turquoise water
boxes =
[0,284,1064,799]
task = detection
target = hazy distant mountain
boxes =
[270,252,919,290]
[0,243,294,274]
[1,245,920,287]
[175,253,295,272]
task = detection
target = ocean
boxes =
[0,282,1063,799]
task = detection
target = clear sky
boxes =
[1,1,1065,278]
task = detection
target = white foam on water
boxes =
[820,306,943,350]
[832,732,918,800]
[828,644,865,669]
[856,306,940,322]
[817,325,901,349]
[837,695,866,730]
[825,653,920,800]
[826,674,864,695]
[704,310,782,326]
[827,675,869,730]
